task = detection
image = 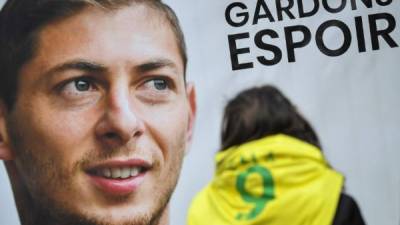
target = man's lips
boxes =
[85,159,151,195]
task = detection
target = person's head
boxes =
[221,85,320,151]
[0,1,196,225]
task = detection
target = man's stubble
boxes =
[6,115,185,225]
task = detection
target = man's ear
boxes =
[185,82,196,151]
[0,101,14,160]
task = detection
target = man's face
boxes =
[1,4,195,225]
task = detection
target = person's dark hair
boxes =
[0,0,187,110]
[221,85,321,151]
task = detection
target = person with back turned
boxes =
[188,85,364,225]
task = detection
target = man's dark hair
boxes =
[221,85,321,150]
[0,0,187,109]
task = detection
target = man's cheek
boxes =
[164,106,188,129]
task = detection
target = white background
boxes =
[1,1,399,225]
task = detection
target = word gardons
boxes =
[225,0,398,70]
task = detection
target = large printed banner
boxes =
[0,1,399,225]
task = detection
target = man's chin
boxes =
[33,207,161,225]
[30,192,170,225]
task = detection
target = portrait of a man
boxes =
[0,1,196,225]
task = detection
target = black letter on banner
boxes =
[376,0,393,6]
[284,25,311,62]
[316,20,352,56]
[350,0,372,10]
[322,0,346,13]
[298,0,319,18]
[225,2,249,27]
[369,13,398,50]
[255,29,282,66]
[228,33,254,70]
[276,0,295,21]
[253,0,275,24]
[355,16,366,52]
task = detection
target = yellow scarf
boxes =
[187,134,343,225]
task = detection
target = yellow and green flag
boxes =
[187,134,343,225]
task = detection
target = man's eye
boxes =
[55,77,101,104]
[145,78,169,91]
[57,77,97,99]
[153,79,168,90]
[75,79,91,91]
[61,78,95,93]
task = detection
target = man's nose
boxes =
[95,88,144,147]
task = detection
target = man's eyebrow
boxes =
[135,59,178,74]
[45,60,107,77]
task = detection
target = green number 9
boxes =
[236,165,274,220]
